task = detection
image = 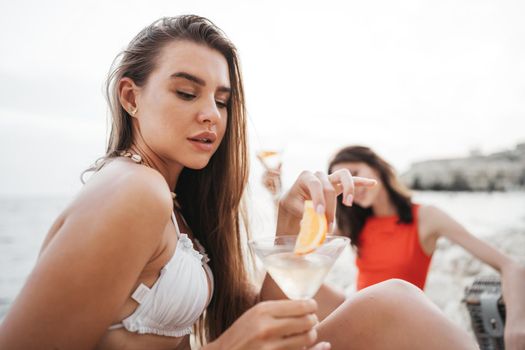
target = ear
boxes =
[118,77,140,117]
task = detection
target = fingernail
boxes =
[346,194,353,206]
[328,222,335,233]
[322,342,331,350]
[316,204,325,214]
[312,314,319,325]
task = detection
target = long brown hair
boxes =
[328,146,413,250]
[86,15,254,343]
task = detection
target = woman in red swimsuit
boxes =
[328,145,525,348]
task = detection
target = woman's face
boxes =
[133,40,230,169]
[331,161,382,208]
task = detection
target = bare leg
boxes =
[317,279,477,350]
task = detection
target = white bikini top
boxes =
[108,212,214,337]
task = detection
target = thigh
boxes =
[316,279,477,350]
[314,284,346,321]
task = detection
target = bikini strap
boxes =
[171,211,181,239]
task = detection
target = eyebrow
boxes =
[171,72,231,94]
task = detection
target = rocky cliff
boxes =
[401,143,525,191]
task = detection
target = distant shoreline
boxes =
[402,143,525,192]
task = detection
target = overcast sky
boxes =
[1,0,524,196]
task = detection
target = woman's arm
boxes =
[259,170,375,320]
[420,205,525,350]
[0,169,172,350]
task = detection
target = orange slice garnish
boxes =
[294,200,327,255]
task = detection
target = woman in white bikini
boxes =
[0,15,478,350]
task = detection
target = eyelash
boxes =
[176,91,196,100]
[216,101,228,109]
[176,91,228,109]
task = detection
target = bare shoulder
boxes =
[89,159,171,207]
[45,159,173,254]
[417,205,443,239]
[419,204,437,219]
[418,204,451,225]
[0,160,175,347]
[418,204,459,238]
[82,160,170,220]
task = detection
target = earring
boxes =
[129,108,137,116]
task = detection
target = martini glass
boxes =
[256,150,283,202]
[256,150,282,171]
[250,235,349,300]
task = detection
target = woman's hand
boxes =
[276,169,376,235]
[262,167,282,198]
[206,299,330,350]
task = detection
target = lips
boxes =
[187,131,217,152]
[188,131,217,144]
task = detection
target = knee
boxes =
[361,278,423,298]
[374,278,424,297]
[327,280,420,337]
[350,279,428,317]
[320,280,432,340]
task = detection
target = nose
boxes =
[197,97,222,127]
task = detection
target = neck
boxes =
[128,143,183,191]
[372,187,397,217]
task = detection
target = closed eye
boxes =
[176,91,196,100]
[216,100,228,109]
